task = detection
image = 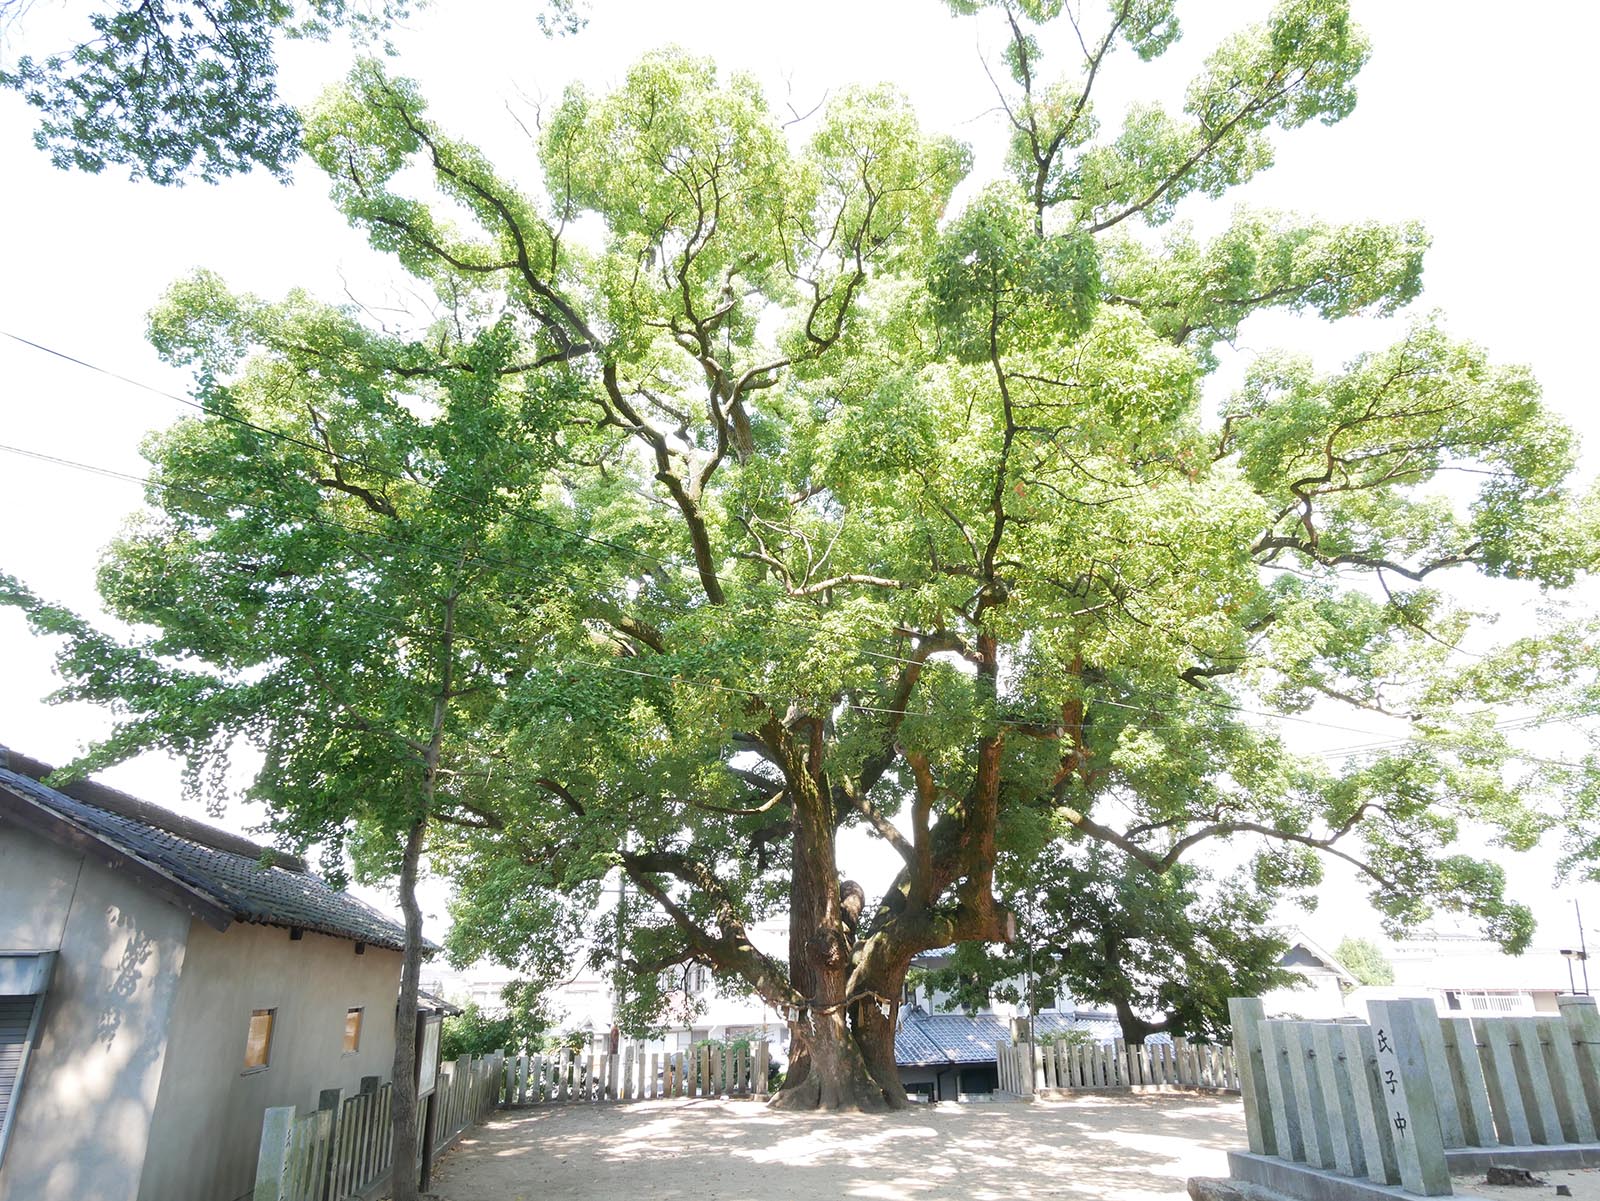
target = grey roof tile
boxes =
[0,765,410,951]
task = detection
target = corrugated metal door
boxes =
[0,996,37,1139]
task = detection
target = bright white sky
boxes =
[1,0,1596,965]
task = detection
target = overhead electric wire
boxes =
[7,331,1596,761]
[12,436,1596,776]
[1,328,948,672]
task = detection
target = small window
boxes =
[343,1008,363,1053]
[244,1009,275,1071]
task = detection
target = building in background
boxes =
[1347,934,1573,1017]
[0,748,410,1201]
[425,918,793,1061]
[1259,933,1357,1019]
[893,949,1123,1102]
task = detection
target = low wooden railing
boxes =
[997,1035,1239,1097]
[252,1052,503,1201]
[499,1041,770,1105]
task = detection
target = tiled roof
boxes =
[895,1008,1128,1066]
[0,762,411,952]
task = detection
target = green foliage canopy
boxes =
[921,850,1298,1043]
[6,0,1597,1113]
[0,0,587,183]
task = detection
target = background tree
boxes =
[440,989,554,1059]
[294,0,1595,1114]
[1335,936,1395,987]
[921,847,1299,1043]
[0,276,582,1199]
[0,0,586,183]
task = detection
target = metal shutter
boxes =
[0,996,37,1137]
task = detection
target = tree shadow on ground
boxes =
[431,1092,1246,1201]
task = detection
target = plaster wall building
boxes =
[0,748,408,1201]
[1348,934,1573,1017]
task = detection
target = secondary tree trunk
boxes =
[1112,997,1169,1047]
[388,816,427,1201]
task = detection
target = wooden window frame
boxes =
[243,1008,276,1073]
[343,1006,363,1054]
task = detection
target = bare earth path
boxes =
[429,1093,1246,1201]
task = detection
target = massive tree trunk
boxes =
[769,721,902,1111]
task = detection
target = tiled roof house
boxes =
[0,746,410,1201]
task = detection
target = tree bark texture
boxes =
[388,815,427,1201]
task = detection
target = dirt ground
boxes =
[1455,1168,1600,1201]
[427,1092,1246,1201]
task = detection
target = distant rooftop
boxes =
[895,1008,1122,1067]
[0,746,411,952]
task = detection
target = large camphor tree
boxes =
[310,0,1592,1110]
[7,0,1595,1121]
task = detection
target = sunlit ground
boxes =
[429,1092,1246,1201]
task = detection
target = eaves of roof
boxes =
[0,761,414,952]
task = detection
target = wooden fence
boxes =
[499,1041,770,1105]
[1230,994,1600,1198]
[253,1052,503,1201]
[996,1035,1239,1097]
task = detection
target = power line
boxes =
[11,436,1599,755]
[8,333,1595,755]
[1,327,945,672]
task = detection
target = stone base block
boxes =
[1223,1152,1494,1201]
[1445,1144,1600,1174]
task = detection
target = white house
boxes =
[1346,934,1574,1017]
[1259,932,1357,1019]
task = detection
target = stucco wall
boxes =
[139,922,402,1201]
[1260,967,1348,1019]
[0,819,189,1201]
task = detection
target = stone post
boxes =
[1559,994,1600,1136]
[1229,998,1277,1156]
[1439,1016,1498,1147]
[1366,998,1452,1195]
[252,1105,296,1201]
[1340,1022,1399,1185]
[1312,1022,1362,1177]
[1285,1023,1334,1169]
